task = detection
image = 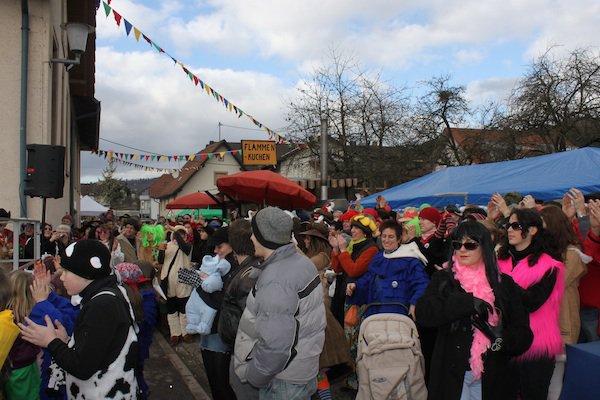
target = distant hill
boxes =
[82,178,157,197]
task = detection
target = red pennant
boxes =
[193,75,199,86]
[142,34,152,45]
[185,155,190,160]
[113,11,122,26]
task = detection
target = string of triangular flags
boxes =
[94,148,241,163]
[99,0,292,145]
[96,150,177,174]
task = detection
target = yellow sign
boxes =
[242,140,277,165]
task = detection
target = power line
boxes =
[99,138,162,155]
[99,122,291,156]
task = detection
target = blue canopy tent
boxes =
[361,147,600,210]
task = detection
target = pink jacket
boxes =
[499,253,564,360]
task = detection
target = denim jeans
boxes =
[259,378,317,400]
[200,332,230,353]
[460,370,482,400]
[579,308,600,343]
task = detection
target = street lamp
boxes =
[51,23,95,68]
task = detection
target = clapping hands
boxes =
[18,315,69,348]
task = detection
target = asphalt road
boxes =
[145,330,356,399]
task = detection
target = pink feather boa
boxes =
[453,260,499,380]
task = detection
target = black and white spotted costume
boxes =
[47,275,139,399]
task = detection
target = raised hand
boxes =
[589,199,600,236]
[53,319,69,343]
[335,234,349,251]
[402,223,417,243]
[487,199,501,221]
[33,259,47,281]
[18,315,58,348]
[520,195,536,209]
[491,193,510,218]
[568,188,586,217]
[30,272,51,303]
[562,192,576,219]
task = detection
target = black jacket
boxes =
[217,255,263,347]
[47,276,136,380]
[417,235,450,277]
[416,269,533,400]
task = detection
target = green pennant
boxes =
[103,1,111,17]
[207,153,213,159]
[151,155,156,161]
[152,42,161,53]
[187,71,194,81]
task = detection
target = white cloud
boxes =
[86,0,600,181]
[153,0,599,70]
[465,77,518,105]
[86,46,295,181]
[454,49,485,66]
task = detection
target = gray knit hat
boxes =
[251,207,292,249]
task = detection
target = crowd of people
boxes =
[0,186,599,400]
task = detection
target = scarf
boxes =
[452,259,498,380]
[347,237,366,255]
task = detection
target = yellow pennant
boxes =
[134,27,141,41]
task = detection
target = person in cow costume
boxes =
[18,240,140,400]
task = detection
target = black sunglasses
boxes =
[452,240,480,251]
[505,222,524,231]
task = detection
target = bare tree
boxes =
[504,48,600,152]
[285,50,413,191]
[413,75,471,166]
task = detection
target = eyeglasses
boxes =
[451,240,480,251]
[44,227,53,231]
[505,222,524,231]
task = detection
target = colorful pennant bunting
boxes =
[100,1,292,145]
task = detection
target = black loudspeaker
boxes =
[24,144,66,198]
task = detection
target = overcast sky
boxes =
[82,0,600,182]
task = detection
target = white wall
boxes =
[0,0,75,226]
[157,147,243,215]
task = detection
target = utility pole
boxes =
[218,122,222,141]
[320,118,328,201]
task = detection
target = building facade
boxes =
[0,0,99,226]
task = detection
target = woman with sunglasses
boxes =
[40,223,55,256]
[97,223,125,270]
[416,220,533,400]
[497,208,564,400]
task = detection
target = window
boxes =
[214,172,228,185]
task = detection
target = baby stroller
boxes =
[356,303,427,400]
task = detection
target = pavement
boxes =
[145,329,356,399]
